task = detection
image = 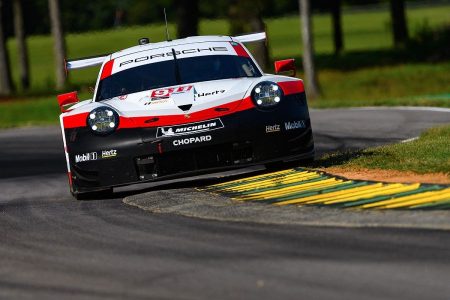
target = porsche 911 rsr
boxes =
[57,33,314,199]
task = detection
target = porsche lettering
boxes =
[119,47,228,67]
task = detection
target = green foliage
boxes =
[6,4,450,92]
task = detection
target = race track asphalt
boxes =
[1,107,449,300]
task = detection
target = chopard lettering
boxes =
[173,135,212,146]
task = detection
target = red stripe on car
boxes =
[62,97,255,129]
[278,80,305,96]
[63,112,89,128]
[232,43,250,58]
[118,96,255,129]
[100,59,115,80]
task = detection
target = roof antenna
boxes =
[164,8,171,41]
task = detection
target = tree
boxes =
[13,0,30,90]
[330,0,343,54]
[228,0,270,71]
[390,0,408,47]
[0,0,13,95]
[48,0,66,90]
[176,0,199,38]
[299,0,320,98]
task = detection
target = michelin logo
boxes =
[75,152,98,163]
[173,135,212,146]
[284,120,306,130]
[157,119,224,137]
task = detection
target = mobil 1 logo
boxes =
[75,152,98,163]
[284,120,306,130]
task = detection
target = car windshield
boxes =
[96,55,261,101]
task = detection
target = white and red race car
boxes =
[57,33,314,199]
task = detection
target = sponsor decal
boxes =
[157,118,224,137]
[150,85,193,99]
[266,124,280,133]
[173,135,212,146]
[75,152,98,163]
[118,95,127,100]
[196,90,225,98]
[102,149,117,159]
[284,120,306,130]
[144,98,170,106]
[119,47,228,68]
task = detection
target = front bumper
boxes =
[66,92,314,192]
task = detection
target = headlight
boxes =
[251,81,283,108]
[87,107,119,134]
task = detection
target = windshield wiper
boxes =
[172,48,182,85]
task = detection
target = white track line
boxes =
[401,137,419,143]
[311,106,450,113]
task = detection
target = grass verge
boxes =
[315,125,450,177]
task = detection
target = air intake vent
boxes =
[178,104,192,111]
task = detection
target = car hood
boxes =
[100,78,256,117]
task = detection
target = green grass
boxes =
[6,4,450,91]
[316,125,450,174]
[310,62,450,107]
[0,91,91,128]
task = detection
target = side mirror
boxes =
[274,59,296,77]
[57,91,79,113]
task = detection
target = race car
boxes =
[57,33,314,199]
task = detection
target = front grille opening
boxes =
[136,156,157,180]
[136,142,253,179]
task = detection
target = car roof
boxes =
[110,35,235,60]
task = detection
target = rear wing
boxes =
[64,32,266,72]
[232,32,266,43]
[65,54,109,72]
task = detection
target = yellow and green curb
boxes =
[199,168,450,210]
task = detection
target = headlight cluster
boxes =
[252,81,283,108]
[87,107,119,134]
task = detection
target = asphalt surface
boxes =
[1,107,450,300]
